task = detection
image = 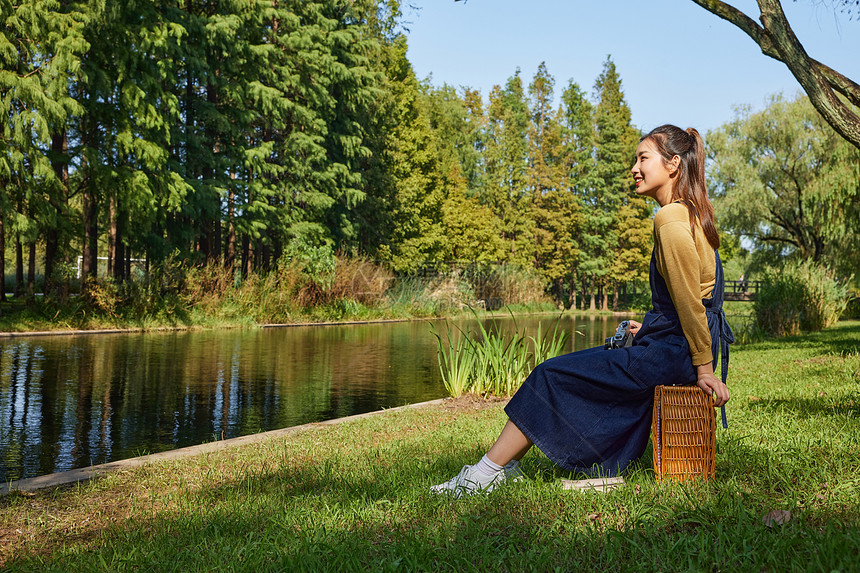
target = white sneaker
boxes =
[430,464,507,498]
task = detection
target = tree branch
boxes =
[757,0,860,146]
[689,0,860,148]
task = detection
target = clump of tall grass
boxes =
[386,271,477,316]
[470,263,552,309]
[754,261,850,337]
[431,312,570,397]
[168,247,394,324]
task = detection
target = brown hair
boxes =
[642,125,720,250]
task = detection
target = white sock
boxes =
[474,454,504,478]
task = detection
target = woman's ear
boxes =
[668,155,681,174]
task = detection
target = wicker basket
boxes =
[652,385,716,482]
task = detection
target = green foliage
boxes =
[281,240,337,291]
[754,260,850,337]
[1,3,652,320]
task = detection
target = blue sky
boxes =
[404,0,860,135]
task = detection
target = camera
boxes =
[604,320,633,349]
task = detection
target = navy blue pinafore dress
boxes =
[504,249,734,476]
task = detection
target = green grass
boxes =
[2,322,859,571]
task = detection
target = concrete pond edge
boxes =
[1,398,447,496]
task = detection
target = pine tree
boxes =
[527,62,559,196]
[558,80,595,308]
[588,57,644,310]
[483,70,534,266]
[0,0,86,299]
[371,35,447,271]
[528,64,583,304]
[74,0,192,285]
[422,83,503,262]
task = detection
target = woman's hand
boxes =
[695,362,730,407]
[628,320,642,336]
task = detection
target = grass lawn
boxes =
[2,322,859,571]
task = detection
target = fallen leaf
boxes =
[588,513,602,523]
[748,396,761,402]
[634,484,641,495]
[763,509,791,527]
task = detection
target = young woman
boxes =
[431,124,734,497]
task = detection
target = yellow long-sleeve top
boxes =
[653,202,715,366]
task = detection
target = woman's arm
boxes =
[654,204,729,405]
[654,204,713,366]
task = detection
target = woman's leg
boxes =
[430,418,533,497]
[486,420,533,466]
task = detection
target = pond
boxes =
[0,314,627,482]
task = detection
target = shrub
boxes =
[754,261,850,337]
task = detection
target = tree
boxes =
[0,0,87,299]
[76,0,189,284]
[689,0,860,150]
[585,57,644,310]
[526,65,585,305]
[482,70,534,266]
[421,83,504,262]
[707,94,860,275]
[556,80,595,309]
[368,34,448,271]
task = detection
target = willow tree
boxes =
[707,94,860,275]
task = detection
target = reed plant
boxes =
[429,322,476,397]
[432,311,570,397]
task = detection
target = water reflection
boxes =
[0,314,625,481]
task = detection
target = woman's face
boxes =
[631,138,676,206]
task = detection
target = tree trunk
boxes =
[261,243,272,273]
[27,241,36,301]
[0,213,6,302]
[15,237,23,297]
[45,130,70,301]
[689,0,860,150]
[242,234,253,278]
[109,195,126,282]
[108,194,117,278]
[81,149,98,288]
[225,179,236,271]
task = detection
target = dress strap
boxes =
[705,250,735,428]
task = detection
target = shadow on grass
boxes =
[741,321,860,356]
[6,438,860,572]
[745,396,860,419]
